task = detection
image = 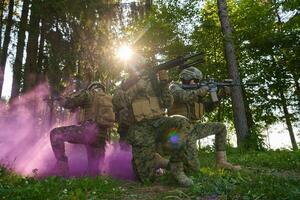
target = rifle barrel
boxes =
[153,56,184,72]
[153,52,204,72]
[184,60,204,67]
[184,52,204,60]
[181,81,258,90]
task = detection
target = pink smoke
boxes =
[0,83,135,180]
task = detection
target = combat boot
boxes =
[216,151,241,171]
[154,153,169,169]
[170,162,194,187]
[154,153,169,176]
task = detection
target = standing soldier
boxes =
[168,67,241,172]
[50,82,115,176]
[112,62,194,187]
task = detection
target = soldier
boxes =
[112,63,194,187]
[50,82,115,176]
[168,67,241,172]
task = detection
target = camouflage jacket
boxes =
[112,75,173,125]
[61,89,91,110]
[168,82,219,121]
[62,88,114,127]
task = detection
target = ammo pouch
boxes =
[132,96,164,122]
[168,102,204,120]
[81,93,115,128]
[97,94,115,127]
[194,102,204,119]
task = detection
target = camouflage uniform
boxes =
[169,67,241,172]
[113,74,194,187]
[50,83,115,176]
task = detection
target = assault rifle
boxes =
[43,95,62,104]
[182,79,258,102]
[150,52,204,73]
[121,52,205,90]
[43,89,82,104]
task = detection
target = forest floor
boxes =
[0,149,300,200]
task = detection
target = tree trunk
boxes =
[292,75,300,108]
[47,99,55,128]
[0,0,14,97]
[273,0,300,110]
[11,0,30,98]
[23,1,40,92]
[242,86,264,150]
[145,0,152,11]
[37,18,46,83]
[0,0,5,50]
[217,0,249,147]
[280,91,298,150]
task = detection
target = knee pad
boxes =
[50,129,59,141]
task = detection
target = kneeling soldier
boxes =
[50,82,115,176]
[169,67,241,172]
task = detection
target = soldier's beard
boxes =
[0,82,135,180]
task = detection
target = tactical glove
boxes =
[196,86,209,97]
[218,86,231,98]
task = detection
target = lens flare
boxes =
[117,45,133,61]
[165,128,180,144]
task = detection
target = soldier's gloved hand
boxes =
[224,86,231,95]
[196,86,209,97]
[158,70,169,83]
[155,168,166,176]
[218,86,231,98]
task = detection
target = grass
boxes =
[1,149,300,200]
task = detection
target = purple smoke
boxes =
[0,83,135,180]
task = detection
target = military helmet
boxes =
[87,82,105,92]
[179,67,203,81]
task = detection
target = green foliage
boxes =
[128,0,299,149]
[0,169,123,199]
[200,148,300,172]
[1,150,300,199]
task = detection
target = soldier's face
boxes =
[189,79,197,85]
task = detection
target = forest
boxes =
[0,0,299,199]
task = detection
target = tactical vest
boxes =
[168,102,204,121]
[131,96,164,122]
[80,91,115,128]
[130,79,165,122]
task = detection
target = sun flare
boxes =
[117,45,133,61]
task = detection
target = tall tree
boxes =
[145,0,152,11]
[36,18,46,81]
[279,91,298,150]
[273,0,299,150]
[217,0,250,147]
[0,0,5,50]
[11,0,30,98]
[23,0,41,92]
[0,0,14,97]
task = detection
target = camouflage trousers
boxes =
[50,121,108,175]
[183,122,227,173]
[117,123,130,150]
[127,115,192,183]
